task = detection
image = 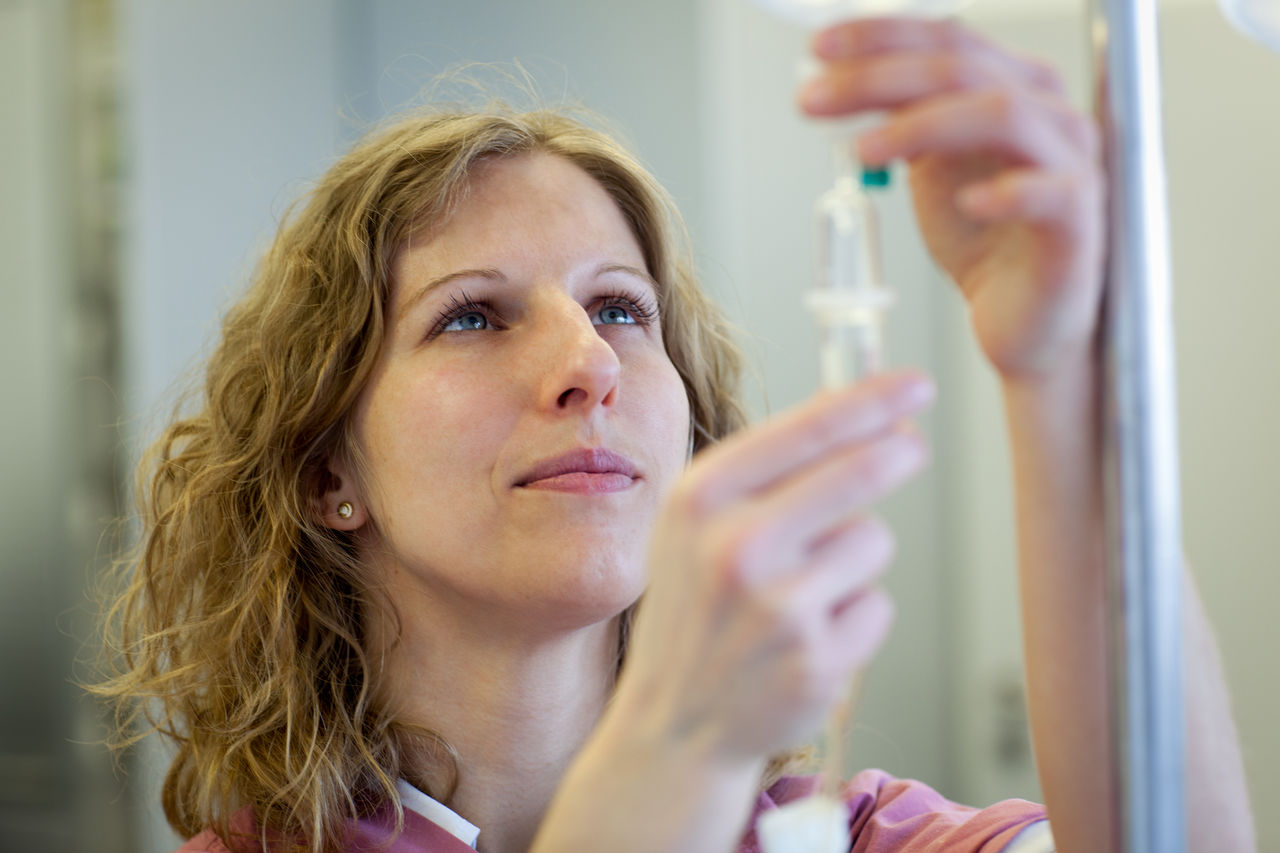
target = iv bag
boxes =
[1218,0,1280,53]
[750,0,967,28]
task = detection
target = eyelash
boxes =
[426,288,660,340]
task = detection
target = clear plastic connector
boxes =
[805,160,894,389]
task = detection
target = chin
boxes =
[523,553,647,631]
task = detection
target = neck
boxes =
[373,592,622,853]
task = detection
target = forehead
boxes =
[394,152,644,281]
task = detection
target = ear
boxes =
[319,456,368,531]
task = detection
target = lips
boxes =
[515,448,640,491]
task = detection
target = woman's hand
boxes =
[615,371,934,768]
[789,22,1251,853]
[800,18,1106,382]
[535,374,933,853]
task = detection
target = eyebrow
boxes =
[395,262,659,323]
[396,268,504,323]
[596,263,660,291]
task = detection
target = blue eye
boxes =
[429,291,499,339]
[442,311,489,332]
[594,304,638,326]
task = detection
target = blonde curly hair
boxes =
[93,104,799,852]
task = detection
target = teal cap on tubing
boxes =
[861,167,891,189]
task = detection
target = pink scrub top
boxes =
[175,769,1048,852]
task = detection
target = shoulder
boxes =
[171,803,479,853]
[170,809,262,853]
[172,828,240,853]
[741,771,1047,853]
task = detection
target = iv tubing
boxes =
[811,135,892,805]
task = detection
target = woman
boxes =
[96,17,1254,853]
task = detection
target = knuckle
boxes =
[761,592,806,637]
[671,475,717,520]
[706,524,768,592]
[983,89,1020,129]
[842,588,897,662]
[934,18,969,51]
[830,393,893,446]
[854,436,921,490]
[852,452,892,493]
[932,54,980,91]
[798,662,834,708]
[781,638,830,705]
[988,90,1043,148]
[1062,111,1088,139]
[800,401,848,450]
[856,515,897,564]
[1028,57,1066,94]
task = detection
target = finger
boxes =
[810,18,1066,96]
[957,169,1103,227]
[748,517,893,614]
[792,516,896,606]
[859,89,1090,172]
[745,517,891,632]
[814,17,992,59]
[684,371,935,516]
[741,429,926,574]
[801,49,1061,119]
[826,586,895,673]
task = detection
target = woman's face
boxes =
[349,152,690,631]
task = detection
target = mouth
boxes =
[515,448,640,494]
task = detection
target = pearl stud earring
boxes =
[337,501,354,519]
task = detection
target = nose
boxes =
[534,299,621,413]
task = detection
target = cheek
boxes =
[358,362,507,505]
[636,355,693,473]
[665,366,692,449]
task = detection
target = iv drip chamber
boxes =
[805,168,895,386]
[750,0,968,29]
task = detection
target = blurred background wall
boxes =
[1,0,130,849]
[1,0,1274,849]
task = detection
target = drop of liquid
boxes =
[1218,0,1280,54]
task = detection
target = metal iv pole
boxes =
[1091,1,1187,851]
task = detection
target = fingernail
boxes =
[857,130,890,167]
[894,376,936,409]
[800,76,833,110]
[813,28,842,58]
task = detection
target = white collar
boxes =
[396,779,481,848]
